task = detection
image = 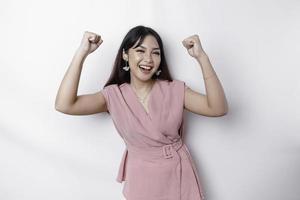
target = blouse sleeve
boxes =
[184,81,189,91]
[100,86,110,114]
[172,79,187,108]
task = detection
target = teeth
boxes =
[139,65,152,71]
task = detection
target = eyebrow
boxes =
[138,45,160,51]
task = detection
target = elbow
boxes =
[55,104,63,113]
[55,98,62,112]
[212,106,228,117]
[54,98,74,114]
[215,102,229,116]
[216,111,228,117]
[55,104,69,114]
[215,108,228,117]
[54,102,61,111]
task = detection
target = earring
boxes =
[122,48,130,71]
[155,69,161,76]
[122,60,130,71]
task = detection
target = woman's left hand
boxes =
[182,35,206,59]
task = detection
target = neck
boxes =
[130,78,155,92]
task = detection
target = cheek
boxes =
[155,57,161,65]
[133,54,143,62]
[129,55,142,67]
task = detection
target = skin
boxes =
[122,35,161,111]
[181,35,228,116]
[55,31,228,117]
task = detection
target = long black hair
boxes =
[103,25,173,88]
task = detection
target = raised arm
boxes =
[55,31,107,115]
[182,35,228,117]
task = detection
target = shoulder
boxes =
[102,83,124,92]
[100,84,120,99]
[159,79,185,89]
[100,83,124,109]
[172,79,185,86]
[158,79,186,97]
[103,83,119,89]
[158,79,184,85]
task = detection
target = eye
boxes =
[136,50,144,53]
[153,52,160,55]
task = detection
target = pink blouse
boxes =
[101,79,205,200]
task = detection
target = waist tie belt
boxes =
[123,138,184,199]
[119,138,206,199]
[126,138,184,160]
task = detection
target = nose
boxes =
[143,52,153,63]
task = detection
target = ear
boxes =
[122,50,128,61]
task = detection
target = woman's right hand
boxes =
[77,31,103,56]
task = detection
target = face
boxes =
[123,35,161,82]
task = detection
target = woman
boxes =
[55,25,228,200]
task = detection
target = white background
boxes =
[1,0,300,199]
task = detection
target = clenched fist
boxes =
[182,35,206,59]
[78,31,103,56]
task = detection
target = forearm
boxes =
[55,50,88,110]
[196,53,228,114]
